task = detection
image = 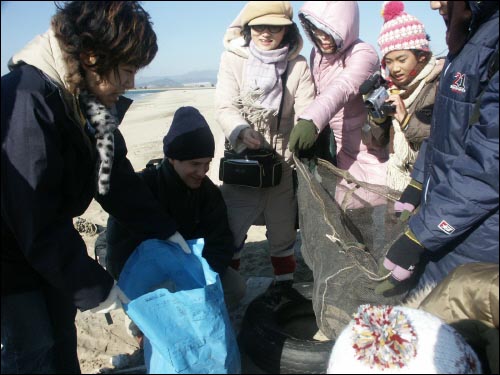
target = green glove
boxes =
[399,209,413,223]
[375,278,398,295]
[374,260,397,295]
[289,119,318,153]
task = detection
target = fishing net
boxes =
[294,156,411,339]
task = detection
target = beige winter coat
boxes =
[215,28,315,162]
[418,262,499,373]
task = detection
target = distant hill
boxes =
[135,76,180,88]
[136,69,218,88]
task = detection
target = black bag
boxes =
[220,70,288,188]
[219,148,282,188]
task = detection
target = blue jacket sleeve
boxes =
[410,72,499,251]
[1,86,113,311]
[410,140,427,184]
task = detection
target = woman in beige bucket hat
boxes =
[215,1,315,292]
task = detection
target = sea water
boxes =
[123,89,166,102]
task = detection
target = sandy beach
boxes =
[74,87,312,373]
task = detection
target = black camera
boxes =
[360,72,396,119]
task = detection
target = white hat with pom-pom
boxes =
[327,304,482,374]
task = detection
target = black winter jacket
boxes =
[106,160,235,279]
[1,65,177,311]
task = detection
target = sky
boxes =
[1,1,448,80]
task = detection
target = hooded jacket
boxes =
[409,2,499,291]
[298,1,387,207]
[1,29,177,311]
[215,17,315,161]
[299,2,386,181]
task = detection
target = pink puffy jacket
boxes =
[299,1,389,205]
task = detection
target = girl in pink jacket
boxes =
[290,1,388,210]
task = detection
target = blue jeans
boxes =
[1,287,80,374]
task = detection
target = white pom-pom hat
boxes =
[327,305,482,374]
[377,1,430,58]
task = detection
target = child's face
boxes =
[384,50,423,87]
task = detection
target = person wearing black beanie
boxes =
[163,106,215,162]
[105,107,246,346]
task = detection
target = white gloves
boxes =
[91,282,130,314]
[167,231,191,254]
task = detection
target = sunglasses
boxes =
[251,25,285,34]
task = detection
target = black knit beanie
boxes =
[163,106,215,160]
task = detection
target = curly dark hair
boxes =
[241,23,301,50]
[52,1,157,93]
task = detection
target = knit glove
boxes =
[394,201,415,222]
[394,179,422,221]
[167,231,191,254]
[288,119,318,153]
[375,229,424,295]
[91,282,130,314]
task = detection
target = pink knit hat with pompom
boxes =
[377,1,430,57]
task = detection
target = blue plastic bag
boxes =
[118,238,241,374]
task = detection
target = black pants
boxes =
[1,285,80,374]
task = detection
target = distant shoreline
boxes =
[124,86,215,102]
[127,86,215,92]
[127,88,167,92]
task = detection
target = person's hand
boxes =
[238,128,262,150]
[374,257,413,294]
[91,282,130,314]
[288,119,318,153]
[394,179,422,220]
[394,201,415,222]
[374,229,425,295]
[167,231,191,254]
[386,94,407,125]
[374,259,399,295]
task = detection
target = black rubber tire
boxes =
[238,282,334,374]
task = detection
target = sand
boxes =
[74,87,313,373]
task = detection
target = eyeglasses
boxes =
[250,25,285,34]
